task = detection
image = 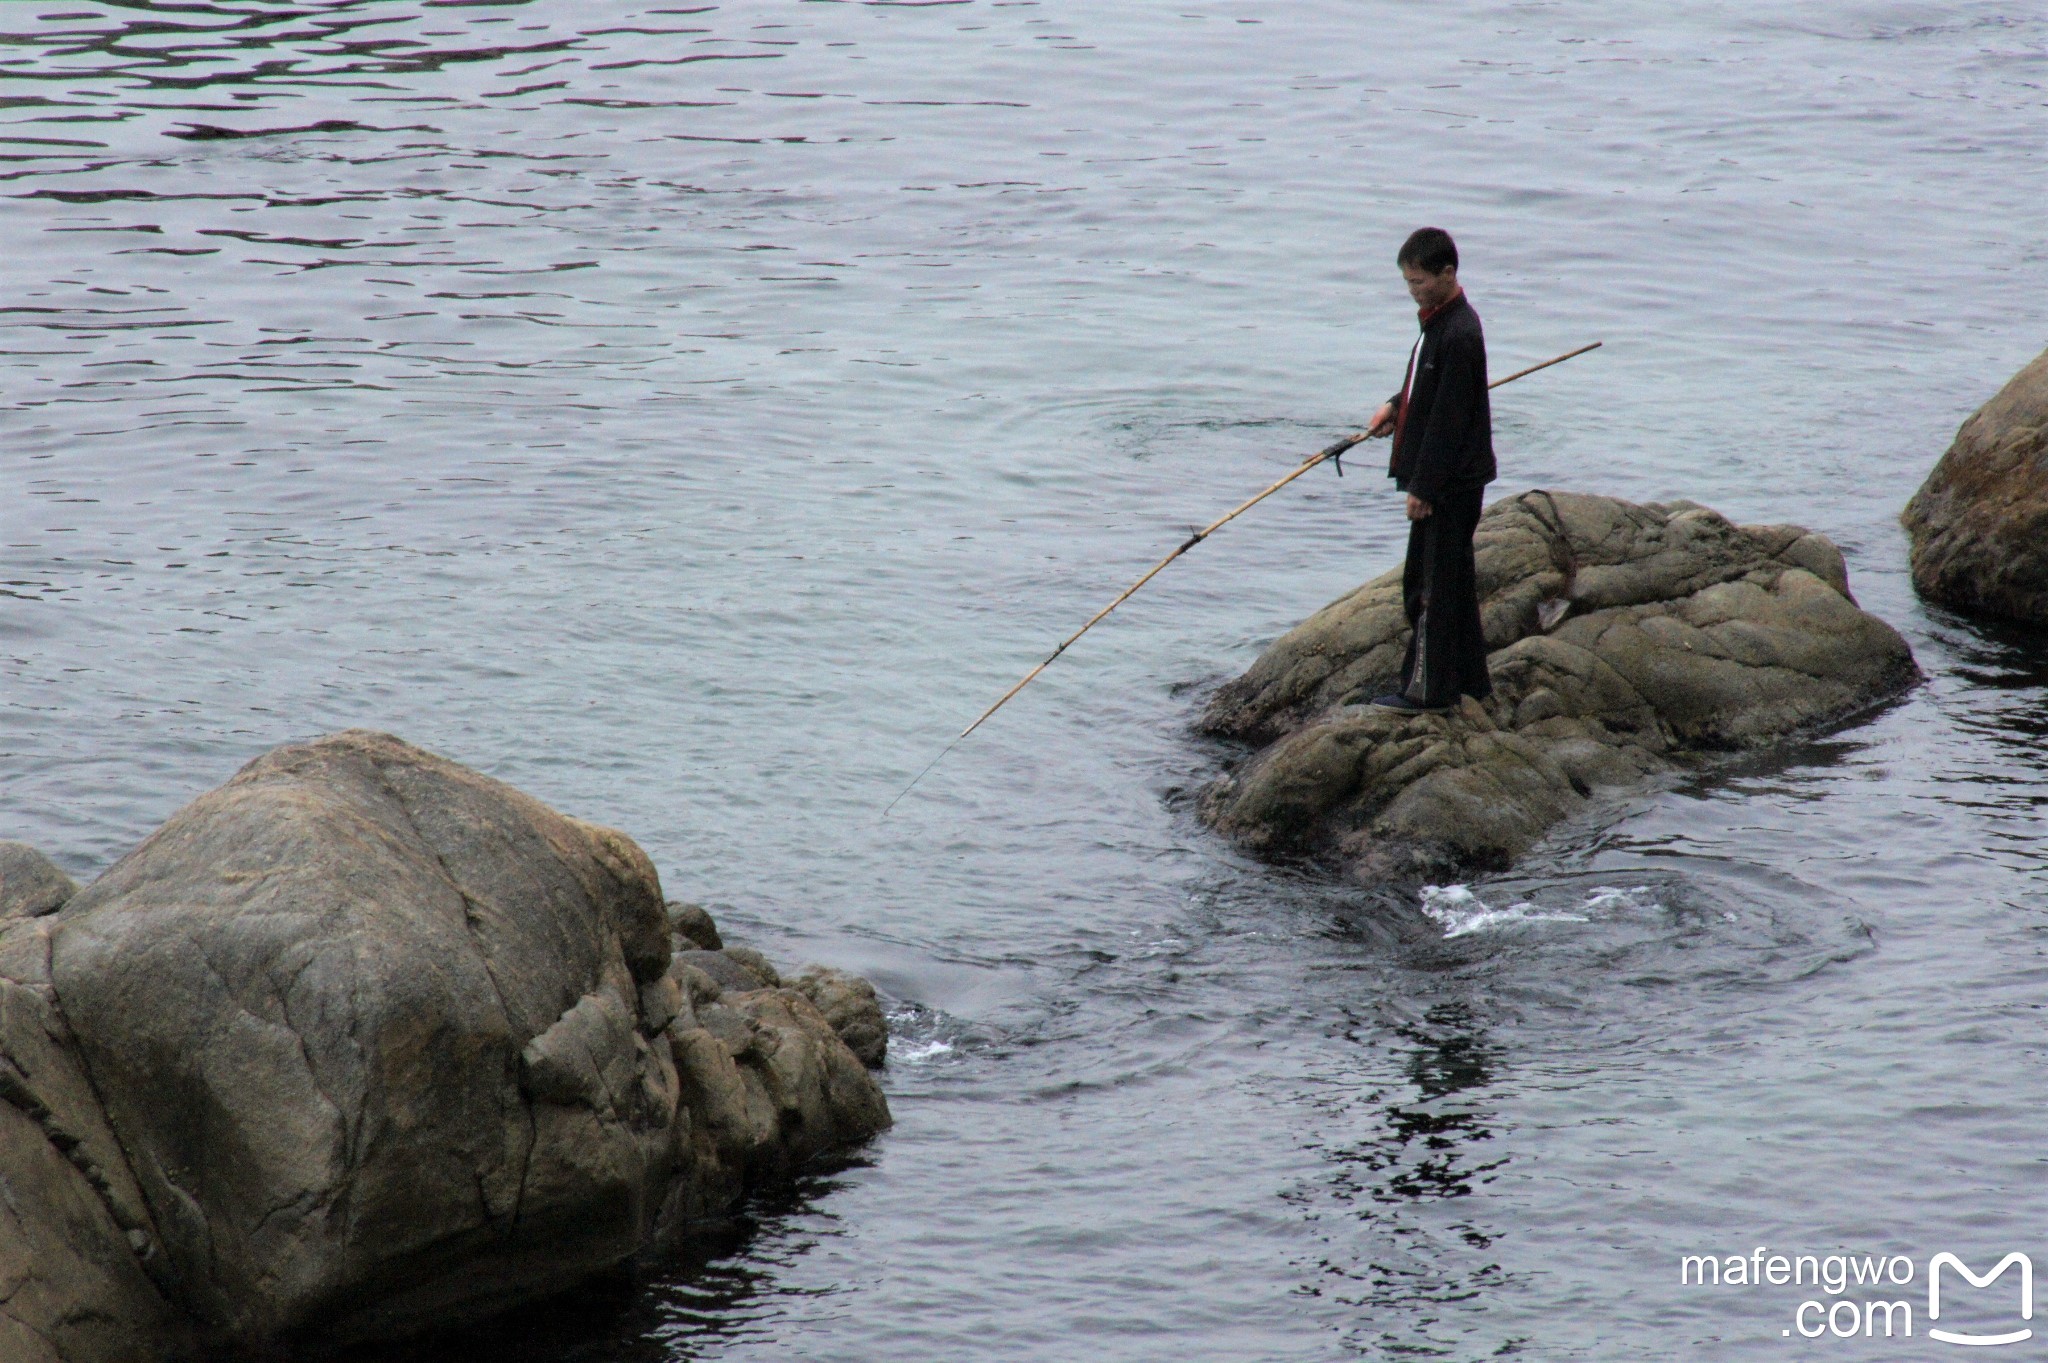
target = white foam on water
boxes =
[893,1039,956,1065]
[1421,883,1667,937]
[1420,884,1588,938]
[1581,885,1661,914]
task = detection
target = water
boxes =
[5,2,2046,1357]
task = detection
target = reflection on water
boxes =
[6,0,2048,1358]
[1347,1005,1504,1206]
[355,1165,874,1363]
[1285,1002,1509,1359]
[1929,610,2048,778]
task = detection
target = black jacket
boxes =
[1387,293,1495,505]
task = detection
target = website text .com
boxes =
[1679,1248,2034,1345]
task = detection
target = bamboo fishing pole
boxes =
[883,340,1602,815]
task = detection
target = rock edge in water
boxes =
[0,730,889,1362]
[0,842,78,921]
[1200,490,1919,880]
[1902,345,2048,627]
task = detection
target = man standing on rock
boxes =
[1363,226,1495,711]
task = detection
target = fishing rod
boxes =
[882,339,1603,816]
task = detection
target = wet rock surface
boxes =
[0,731,889,1361]
[1902,346,2048,627]
[1201,492,1919,879]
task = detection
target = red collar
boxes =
[1418,288,1465,326]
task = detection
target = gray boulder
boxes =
[675,947,774,994]
[1902,346,2048,625]
[1,731,889,1360]
[666,985,891,1216]
[790,966,890,1070]
[0,842,78,920]
[0,918,194,1363]
[665,900,723,951]
[1201,492,1918,877]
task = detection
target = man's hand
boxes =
[1406,494,1433,520]
[1366,402,1396,438]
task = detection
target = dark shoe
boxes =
[1370,693,1447,713]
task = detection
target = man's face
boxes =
[1402,262,1459,311]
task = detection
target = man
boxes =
[1363,226,1495,711]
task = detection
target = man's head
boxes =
[1397,227,1460,311]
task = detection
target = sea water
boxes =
[5,3,2046,1358]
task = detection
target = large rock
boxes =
[1201,492,1918,878]
[0,918,194,1363]
[0,731,889,1360]
[1902,346,2048,625]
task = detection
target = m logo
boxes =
[1929,1252,2033,1347]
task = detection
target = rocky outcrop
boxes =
[1201,492,1918,878]
[1902,346,2048,626]
[0,731,888,1361]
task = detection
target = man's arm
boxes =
[1402,329,1481,506]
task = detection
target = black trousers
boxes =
[1398,485,1492,707]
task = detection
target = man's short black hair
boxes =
[1397,227,1458,275]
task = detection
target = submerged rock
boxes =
[1201,492,1918,878]
[1902,346,2048,626]
[0,731,889,1361]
